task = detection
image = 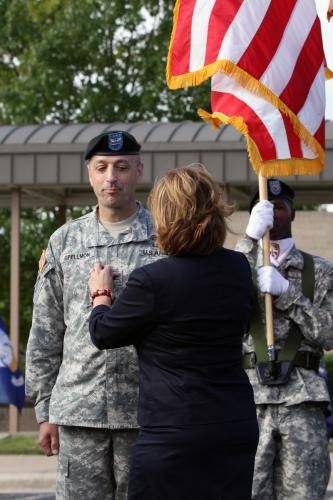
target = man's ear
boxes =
[291,207,295,222]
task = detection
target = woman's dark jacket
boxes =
[90,248,255,427]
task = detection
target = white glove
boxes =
[246,200,274,240]
[256,266,289,296]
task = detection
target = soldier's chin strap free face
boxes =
[269,198,294,241]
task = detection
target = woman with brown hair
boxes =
[88,165,258,500]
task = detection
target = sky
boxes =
[315,0,333,120]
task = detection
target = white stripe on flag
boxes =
[298,64,325,135]
[213,72,291,159]
[301,141,317,159]
[190,0,217,72]
[260,0,317,95]
[218,0,271,63]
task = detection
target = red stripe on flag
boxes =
[171,0,197,76]
[238,0,297,79]
[314,119,325,149]
[211,91,277,161]
[279,18,324,114]
[204,0,243,66]
[281,114,303,158]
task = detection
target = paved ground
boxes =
[1,492,330,500]
[0,495,55,499]
[0,453,332,499]
[0,455,57,492]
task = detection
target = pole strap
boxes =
[247,250,314,363]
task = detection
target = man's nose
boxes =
[105,165,117,182]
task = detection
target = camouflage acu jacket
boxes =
[26,204,162,428]
[236,238,333,406]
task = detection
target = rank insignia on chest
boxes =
[38,249,47,273]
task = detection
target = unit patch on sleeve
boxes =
[38,250,47,273]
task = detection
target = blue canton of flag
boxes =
[0,316,25,411]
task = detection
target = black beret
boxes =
[84,131,141,160]
[249,178,295,213]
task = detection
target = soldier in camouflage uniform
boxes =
[26,131,162,500]
[236,178,333,500]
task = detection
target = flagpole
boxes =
[258,175,275,351]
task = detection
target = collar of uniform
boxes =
[277,246,304,271]
[257,243,301,269]
[85,203,153,248]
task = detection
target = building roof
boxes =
[0,122,332,207]
[0,122,242,145]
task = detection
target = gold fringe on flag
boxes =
[166,1,236,89]
[195,60,325,176]
[326,66,333,79]
[198,108,324,177]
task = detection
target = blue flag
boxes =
[0,316,25,411]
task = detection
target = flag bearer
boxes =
[237,178,333,500]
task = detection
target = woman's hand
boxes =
[88,263,114,306]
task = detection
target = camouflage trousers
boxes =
[56,426,138,500]
[252,402,331,500]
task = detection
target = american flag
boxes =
[167,0,332,176]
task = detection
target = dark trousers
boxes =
[128,419,259,500]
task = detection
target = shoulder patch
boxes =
[38,250,47,273]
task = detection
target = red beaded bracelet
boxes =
[91,288,115,304]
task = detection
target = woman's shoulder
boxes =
[132,249,249,279]
[130,256,170,279]
[213,247,252,275]
[132,255,200,282]
[214,247,248,263]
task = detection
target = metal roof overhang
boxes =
[0,121,333,207]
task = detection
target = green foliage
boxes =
[293,203,319,211]
[0,206,91,369]
[0,0,211,124]
[0,1,212,369]
[0,433,42,454]
[0,208,58,366]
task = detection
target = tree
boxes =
[0,0,210,124]
[0,206,91,367]
[0,0,212,367]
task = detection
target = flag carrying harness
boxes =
[243,251,321,384]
